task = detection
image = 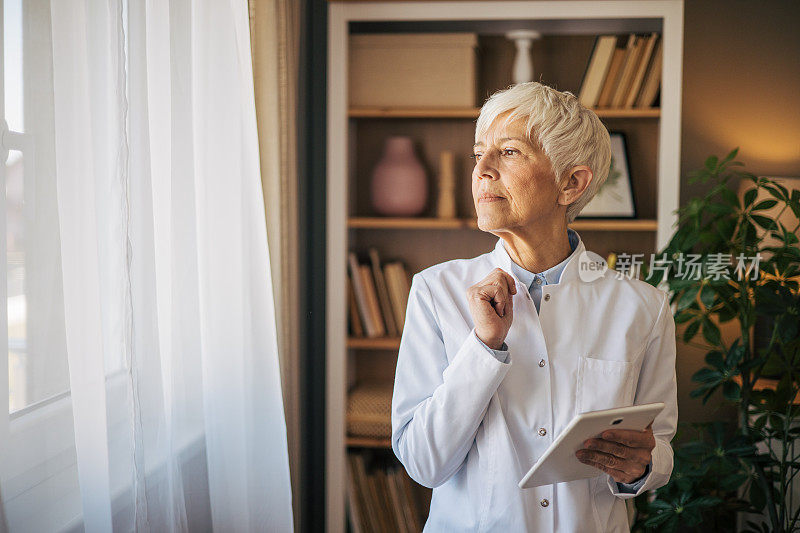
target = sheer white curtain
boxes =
[0,0,293,530]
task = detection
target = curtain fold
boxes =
[40,0,294,530]
[249,0,302,527]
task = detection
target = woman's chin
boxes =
[476,214,506,233]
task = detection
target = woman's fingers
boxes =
[476,285,507,317]
[467,269,516,349]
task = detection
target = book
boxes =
[610,35,643,108]
[369,247,399,337]
[388,467,415,533]
[347,454,366,533]
[398,467,423,531]
[635,37,663,108]
[359,265,386,338]
[623,33,659,108]
[384,263,410,332]
[373,466,400,531]
[352,453,381,531]
[347,274,364,337]
[596,44,626,108]
[578,35,617,108]
[348,252,380,337]
[348,451,426,532]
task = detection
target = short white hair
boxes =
[475,82,612,223]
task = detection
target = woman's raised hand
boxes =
[467,268,517,350]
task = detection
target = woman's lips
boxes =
[479,195,505,203]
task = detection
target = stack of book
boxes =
[348,248,411,339]
[347,451,425,533]
[578,33,663,109]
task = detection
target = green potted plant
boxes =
[634,148,800,532]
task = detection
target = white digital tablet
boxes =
[518,402,665,489]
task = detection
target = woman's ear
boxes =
[558,166,593,206]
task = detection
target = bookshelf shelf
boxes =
[347,337,402,350]
[346,436,392,448]
[349,217,467,230]
[349,106,660,119]
[329,3,684,531]
[349,107,479,119]
[349,217,659,232]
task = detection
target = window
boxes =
[2,1,81,529]
[3,0,70,416]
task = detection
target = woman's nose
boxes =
[474,156,499,180]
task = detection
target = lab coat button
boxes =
[538,359,546,367]
[538,428,547,436]
[544,293,551,302]
[540,499,550,507]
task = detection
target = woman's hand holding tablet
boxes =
[575,421,656,484]
[518,403,664,489]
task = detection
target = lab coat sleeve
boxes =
[608,291,678,498]
[391,273,512,489]
[476,336,510,362]
[616,463,650,493]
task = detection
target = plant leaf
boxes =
[683,320,701,343]
[744,187,758,207]
[722,380,741,402]
[752,199,778,211]
[677,286,700,311]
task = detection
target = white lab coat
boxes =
[391,233,678,532]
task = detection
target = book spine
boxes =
[596,46,625,108]
[369,247,399,337]
[374,466,400,531]
[578,35,617,108]
[347,453,365,533]
[359,265,386,338]
[385,263,409,332]
[635,38,663,108]
[610,35,641,108]
[348,252,379,337]
[347,273,364,337]
[623,33,658,109]
[353,452,381,531]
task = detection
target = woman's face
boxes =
[471,116,564,234]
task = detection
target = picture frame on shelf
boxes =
[578,131,636,218]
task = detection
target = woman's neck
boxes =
[498,223,573,274]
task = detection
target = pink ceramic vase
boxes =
[370,137,428,216]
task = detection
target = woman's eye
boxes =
[502,148,518,156]
[470,153,482,161]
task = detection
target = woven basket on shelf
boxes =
[347,382,393,439]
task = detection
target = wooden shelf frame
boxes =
[348,217,659,232]
[346,436,392,448]
[327,3,684,531]
[349,106,660,119]
[347,337,402,350]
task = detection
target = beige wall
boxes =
[676,0,800,423]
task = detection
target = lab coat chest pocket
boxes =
[576,356,637,413]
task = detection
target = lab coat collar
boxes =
[491,228,586,288]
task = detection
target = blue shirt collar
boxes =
[505,228,580,289]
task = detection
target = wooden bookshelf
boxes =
[328,4,684,531]
[348,217,659,232]
[349,106,660,119]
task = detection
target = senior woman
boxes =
[391,82,677,532]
